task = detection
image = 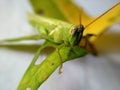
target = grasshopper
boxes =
[27,13,91,73]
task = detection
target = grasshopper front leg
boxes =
[45,42,65,74]
[55,44,66,74]
[81,34,97,56]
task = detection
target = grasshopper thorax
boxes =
[70,24,84,46]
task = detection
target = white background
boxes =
[0,0,120,90]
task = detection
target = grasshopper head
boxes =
[70,24,84,46]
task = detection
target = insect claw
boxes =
[56,48,63,74]
[58,64,63,74]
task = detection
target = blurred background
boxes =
[0,0,120,90]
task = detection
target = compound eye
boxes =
[80,25,84,30]
[70,26,78,36]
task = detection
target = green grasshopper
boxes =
[27,13,91,73]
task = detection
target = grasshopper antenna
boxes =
[79,9,83,27]
[79,13,82,25]
[84,2,120,29]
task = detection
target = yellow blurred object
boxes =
[83,2,120,42]
[53,0,91,25]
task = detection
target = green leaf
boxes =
[17,46,87,90]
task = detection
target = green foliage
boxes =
[17,45,87,90]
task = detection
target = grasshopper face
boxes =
[70,24,84,46]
